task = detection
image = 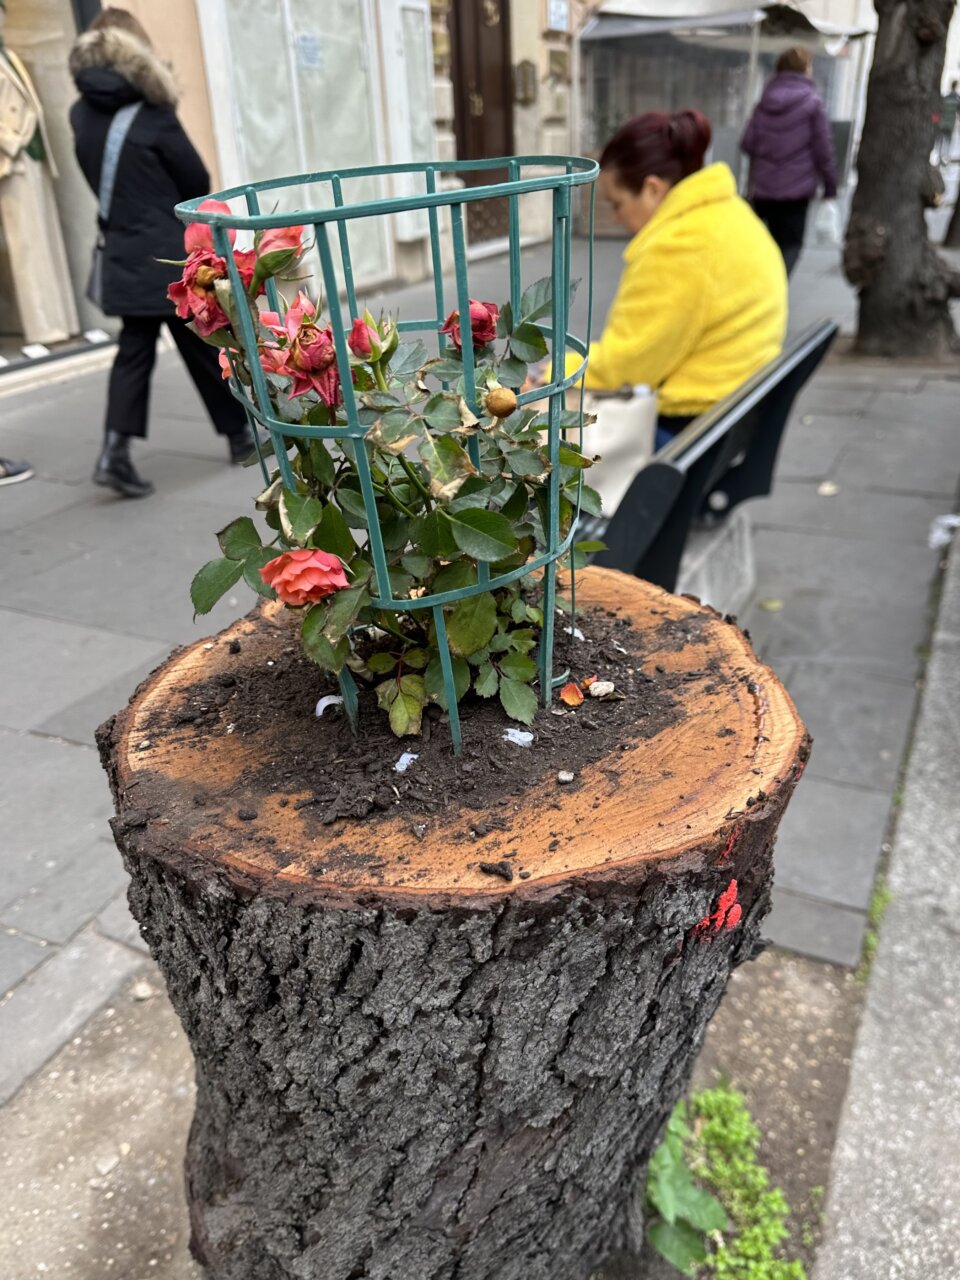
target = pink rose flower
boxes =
[260,293,341,404]
[291,323,340,405]
[347,317,381,360]
[167,248,231,337]
[233,248,262,294]
[258,342,289,378]
[259,548,349,607]
[257,225,304,257]
[439,300,499,351]
[183,199,235,255]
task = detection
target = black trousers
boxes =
[105,314,247,440]
[752,197,810,278]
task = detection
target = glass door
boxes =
[212,0,394,289]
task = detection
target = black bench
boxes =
[582,319,839,592]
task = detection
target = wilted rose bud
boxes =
[440,299,499,351]
[483,385,517,418]
[348,317,381,361]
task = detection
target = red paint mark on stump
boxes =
[719,822,742,862]
[692,878,742,938]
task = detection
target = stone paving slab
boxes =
[833,428,960,499]
[0,838,128,946]
[0,477,89,534]
[773,415,856,482]
[0,608,165,738]
[780,662,917,793]
[745,584,931,682]
[96,890,149,956]
[771,775,892,911]
[0,925,143,1106]
[0,528,90,592]
[0,497,258,647]
[765,888,866,969]
[0,929,49,996]
[863,384,960,425]
[750,484,945,543]
[750,526,939,605]
[0,729,115,906]
[34,649,168,746]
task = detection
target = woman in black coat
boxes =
[69,8,253,497]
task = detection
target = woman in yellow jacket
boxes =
[581,109,787,450]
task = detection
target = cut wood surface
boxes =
[105,566,807,908]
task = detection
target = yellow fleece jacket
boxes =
[575,163,787,416]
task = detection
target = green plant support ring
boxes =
[177,155,598,752]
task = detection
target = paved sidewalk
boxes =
[814,531,960,1280]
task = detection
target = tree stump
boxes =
[98,567,808,1280]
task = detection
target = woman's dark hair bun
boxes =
[668,109,712,172]
[600,108,712,192]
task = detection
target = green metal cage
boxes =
[176,155,598,752]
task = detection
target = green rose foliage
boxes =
[190,275,600,737]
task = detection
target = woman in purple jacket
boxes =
[741,46,838,276]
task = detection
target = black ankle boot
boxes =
[93,432,154,498]
[228,425,258,465]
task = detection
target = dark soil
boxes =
[144,604,724,838]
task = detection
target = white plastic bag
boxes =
[812,199,842,248]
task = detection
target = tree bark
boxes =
[98,568,808,1280]
[843,0,960,356]
[946,191,960,248]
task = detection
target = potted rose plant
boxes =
[170,202,602,745]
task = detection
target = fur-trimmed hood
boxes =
[69,25,178,109]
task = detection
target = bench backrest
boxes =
[592,320,839,591]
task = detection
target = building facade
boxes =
[0,0,593,357]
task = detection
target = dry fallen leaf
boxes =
[559,681,585,707]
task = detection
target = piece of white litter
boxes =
[817,480,840,497]
[589,680,616,698]
[203,643,214,650]
[564,626,586,641]
[315,695,343,718]
[557,770,576,784]
[502,728,534,746]
[613,641,628,654]
[394,752,419,774]
[929,514,960,550]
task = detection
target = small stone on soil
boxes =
[557,770,576,784]
[589,681,616,698]
[237,809,257,821]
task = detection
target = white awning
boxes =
[581,0,876,41]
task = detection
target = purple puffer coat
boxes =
[741,72,838,201]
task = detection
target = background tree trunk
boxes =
[946,190,960,248]
[99,569,808,1280]
[843,0,960,355]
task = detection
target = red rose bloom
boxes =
[167,248,230,336]
[259,548,349,607]
[439,299,499,351]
